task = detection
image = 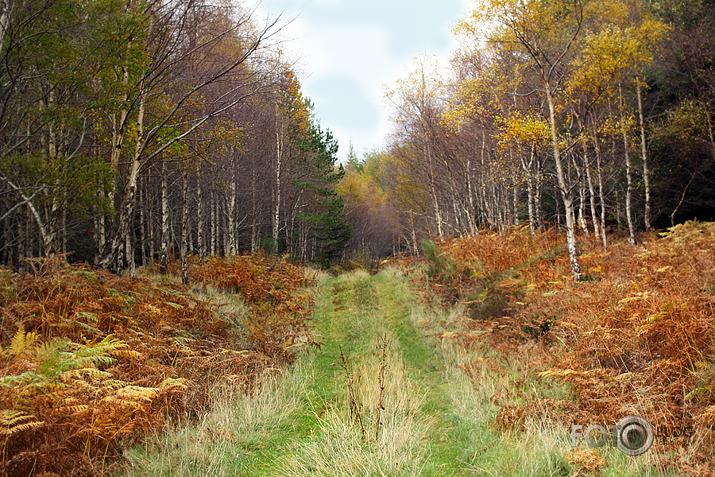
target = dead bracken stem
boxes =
[337,345,367,441]
[375,334,390,441]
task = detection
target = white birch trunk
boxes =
[619,86,636,245]
[592,126,608,251]
[196,165,204,262]
[139,177,146,266]
[210,192,216,256]
[228,175,236,255]
[160,161,169,273]
[546,86,581,278]
[583,147,600,239]
[273,104,283,253]
[636,78,651,230]
[181,171,189,284]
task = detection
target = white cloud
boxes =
[250,0,474,160]
[285,21,403,157]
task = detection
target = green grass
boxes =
[121,268,664,476]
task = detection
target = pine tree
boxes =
[295,123,352,265]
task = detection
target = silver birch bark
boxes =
[228,172,236,255]
[593,129,608,250]
[125,222,135,277]
[546,86,582,278]
[196,165,204,262]
[210,192,216,256]
[181,170,189,284]
[636,78,651,230]
[273,103,283,252]
[619,86,636,245]
[139,177,146,266]
[160,160,169,273]
[251,156,258,252]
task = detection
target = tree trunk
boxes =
[535,163,544,232]
[210,192,216,256]
[99,83,147,270]
[139,177,146,266]
[573,156,590,237]
[160,160,169,273]
[222,197,230,256]
[636,78,651,230]
[619,86,636,245]
[593,126,608,251]
[512,184,519,226]
[17,206,25,264]
[147,176,155,263]
[579,182,588,236]
[273,104,283,254]
[584,151,600,239]
[546,86,581,278]
[427,145,443,237]
[466,158,478,235]
[521,147,537,236]
[526,177,536,236]
[97,197,105,265]
[228,172,236,255]
[125,220,135,277]
[251,155,258,252]
[181,170,189,285]
[196,165,204,262]
[0,0,13,57]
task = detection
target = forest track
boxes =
[124,268,651,476]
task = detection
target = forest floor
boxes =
[122,269,655,476]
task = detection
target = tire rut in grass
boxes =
[261,270,482,475]
[124,270,500,476]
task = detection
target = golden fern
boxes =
[0,333,132,389]
[102,385,159,410]
[5,326,37,358]
[158,377,187,390]
[0,410,43,438]
[101,379,186,410]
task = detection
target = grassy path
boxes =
[124,269,645,476]
[234,268,489,475]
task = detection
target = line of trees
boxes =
[343,0,714,277]
[0,0,352,279]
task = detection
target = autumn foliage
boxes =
[0,254,315,476]
[424,222,715,474]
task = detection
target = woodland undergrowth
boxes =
[0,253,315,476]
[418,221,715,476]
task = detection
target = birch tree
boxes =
[98,0,281,271]
[457,0,590,277]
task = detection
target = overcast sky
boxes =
[253,0,470,161]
